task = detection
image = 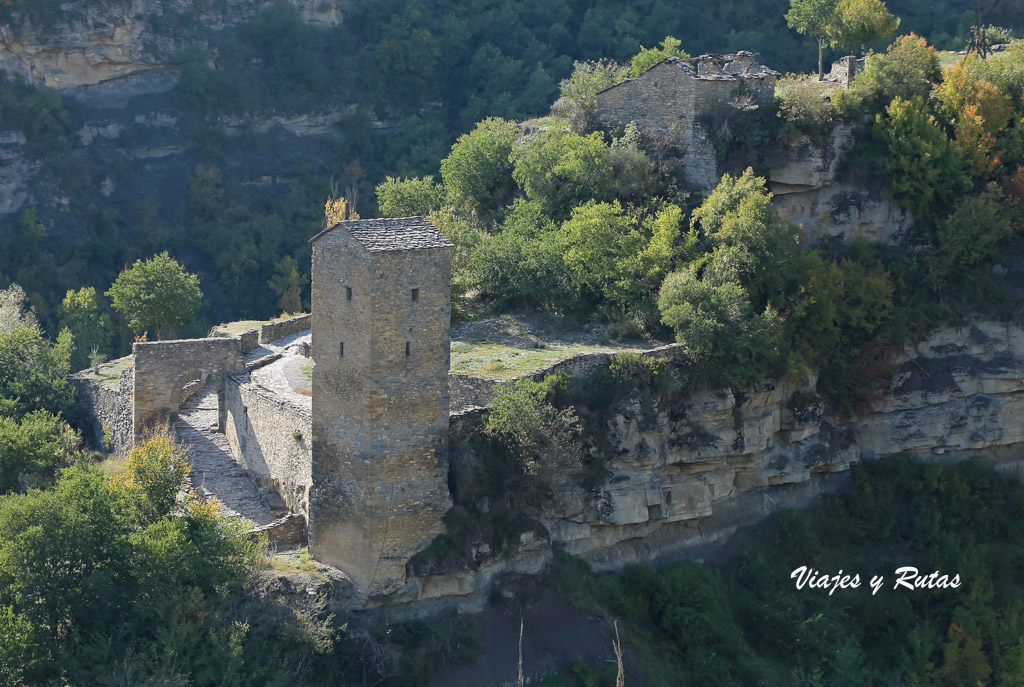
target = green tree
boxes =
[785,0,839,79]
[558,201,639,309]
[876,97,969,223]
[58,287,109,372]
[106,252,203,340]
[440,118,520,223]
[511,130,613,219]
[925,184,1018,288]
[628,36,690,77]
[0,411,79,494]
[690,169,800,308]
[658,269,783,386]
[111,433,190,525]
[485,376,582,486]
[267,256,308,315]
[853,33,940,104]
[375,175,445,217]
[550,59,629,132]
[0,326,74,421]
[829,0,899,54]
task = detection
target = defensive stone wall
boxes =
[224,374,313,516]
[132,336,248,436]
[261,314,311,344]
[70,358,134,457]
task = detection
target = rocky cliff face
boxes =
[0,0,347,88]
[401,318,1024,609]
[767,123,914,244]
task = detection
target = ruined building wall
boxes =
[309,226,452,599]
[224,375,313,516]
[595,61,696,149]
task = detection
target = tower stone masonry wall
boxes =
[308,219,452,599]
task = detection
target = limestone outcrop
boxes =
[0,130,37,216]
[403,318,1024,608]
[0,0,348,88]
[768,123,913,243]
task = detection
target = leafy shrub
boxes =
[375,175,445,217]
[551,59,628,133]
[111,432,189,525]
[925,183,1020,289]
[486,377,583,478]
[471,226,567,311]
[775,74,838,134]
[0,411,79,494]
[0,71,73,155]
[0,326,74,421]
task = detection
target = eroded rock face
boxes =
[768,123,913,244]
[0,0,348,88]
[774,181,913,244]
[856,321,1024,457]
[0,130,37,215]
[410,318,1024,607]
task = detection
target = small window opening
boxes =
[346,287,352,302]
[405,342,410,357]
[411,288,420,302]
[339,342,345,358]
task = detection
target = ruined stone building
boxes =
[594,51,779,189]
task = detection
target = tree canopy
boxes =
[106,252,203,340]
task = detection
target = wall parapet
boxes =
[224,375,312,516]
[261,315,311,344]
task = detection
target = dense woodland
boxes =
[2,0,1024,683]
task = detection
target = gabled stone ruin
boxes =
[594,51,778,189]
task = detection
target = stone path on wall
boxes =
[175,386,277,526]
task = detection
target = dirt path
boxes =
[175,386,276,526]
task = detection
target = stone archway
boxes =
[170,367,211,409]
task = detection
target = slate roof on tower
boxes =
[310,216,453,252]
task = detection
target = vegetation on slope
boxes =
[539,457,1024,686]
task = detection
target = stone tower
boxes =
[308,217,453,598]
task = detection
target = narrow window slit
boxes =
[405,342,410,357]
[340,342,344,358]
[345,287,352,302]
[411,288,420,302]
